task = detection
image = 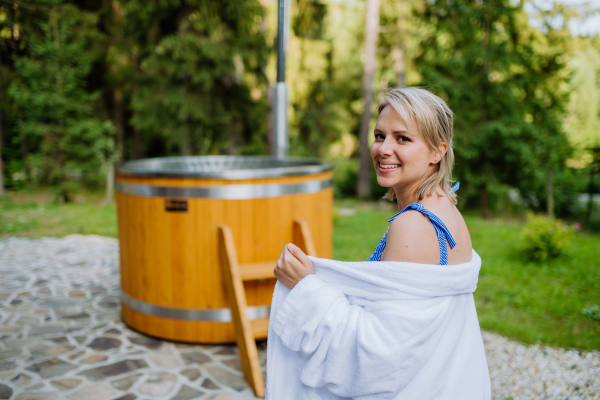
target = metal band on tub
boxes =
[120,291,270,322]
[115,178,332,199]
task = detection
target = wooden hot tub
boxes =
[116,156,333,343]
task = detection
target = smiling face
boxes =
[370,105,441,200]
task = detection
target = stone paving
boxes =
[1,235,599,400]
[0,236,264,400]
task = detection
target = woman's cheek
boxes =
[370,144,379,160]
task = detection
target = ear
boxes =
[431,142,448,165]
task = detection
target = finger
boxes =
[276,249,285,268]
[274,258,285,277]
[286,243,310,266]
[274,259,281,273]
[282,247,296,265]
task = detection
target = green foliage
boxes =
[520,212,573,260]
[8,2,114,184]
[293,0,327,40]
[288,1,363,159]
[332,158,358,198]
[128,0,269,156]
[292,76,355,158]
[414,0,572,214]
[582,305,600,322]
[0,0,596,230]
[53,181,80,203]
[564,42,600,164]
[1,0,272,189]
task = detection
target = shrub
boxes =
[53,181,80,203]
[332,158,358,198]
[520,212,573,260]
[582,305,600,321]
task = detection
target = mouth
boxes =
[378,162,401,173]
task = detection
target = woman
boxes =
[269,87,490,399]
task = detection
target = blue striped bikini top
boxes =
[367,182,460,265]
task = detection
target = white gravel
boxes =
[482,331,600,399]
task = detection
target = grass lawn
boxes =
[1,189,599,350]
[0,188,117,238]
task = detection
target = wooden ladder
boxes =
[217,219,317,398]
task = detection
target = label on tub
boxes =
[165,199,188,212]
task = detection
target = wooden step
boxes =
[239,261,276,281]
[250,317,270,339]
[218,220,317,398]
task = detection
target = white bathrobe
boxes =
[266,250,491,400]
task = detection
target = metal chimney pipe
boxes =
[272,0,290,158]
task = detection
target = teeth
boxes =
[380,164,399,169]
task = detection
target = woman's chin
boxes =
[376,176,394,188]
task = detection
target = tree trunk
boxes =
[546,167,554,219]
[51,8,66,182]
[264,38,272,154]
[0,111,5,196]
[113,89,125,162]
[177,6,193,156]
[266,81,273,155]
[479,183,488,219]
[357,0,380,200]
[586,166,595,228]
[51,7,62,95]
[105,162,114,204]
[478,12,490,217]
[261,0,273,155]
[178,72,192,156]
[479,6,489,122]
[0,53,4,196]
[21,135,30,181]
[392,41,405,87]
[393,0,406,87]
[176,6,192,156]
[133,127,143,159]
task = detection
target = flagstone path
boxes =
[0,236,264,400]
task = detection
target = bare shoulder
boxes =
[448,206,473,264]
[381,210,441,264]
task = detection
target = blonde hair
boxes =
[377,87,457,205]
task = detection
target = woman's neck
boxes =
[394,182,420,211]
[395,184,445,211]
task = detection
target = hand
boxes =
[274,243,315,289]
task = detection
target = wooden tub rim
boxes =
[116,177,332,199]
[116,155,333,180]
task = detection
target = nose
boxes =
[378,137,394,157]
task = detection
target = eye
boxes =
[398,136,411,142]
[374,133,385,140]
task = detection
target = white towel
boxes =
[266,249,491,400]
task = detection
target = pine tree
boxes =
[0,1,28,193]
[9,2,114,186]
[357,0,380,200]
[128,0,270,156]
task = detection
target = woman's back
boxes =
[380,188,472,265]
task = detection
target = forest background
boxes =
[0,0,599,228]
